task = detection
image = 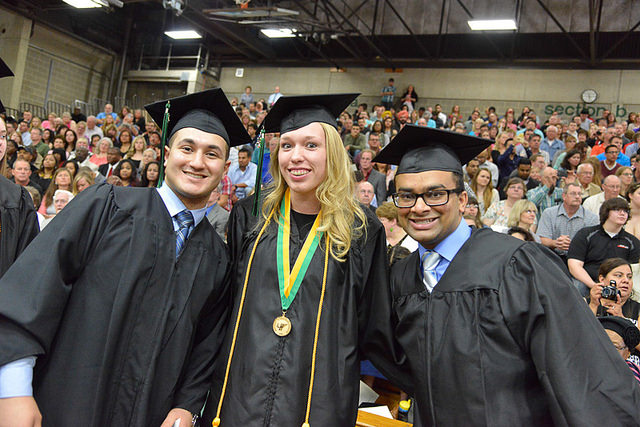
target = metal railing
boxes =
[4,107,20,120]
[19,103,46,119]
[46,100,72,117]
[74,100,91,117]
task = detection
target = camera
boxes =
[601,280,621,301]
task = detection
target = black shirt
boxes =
[567,225,640,281]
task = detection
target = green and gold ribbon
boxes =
[276,189,323,311]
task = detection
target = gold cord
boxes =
[213,210,274,427]
[302,236,330,427]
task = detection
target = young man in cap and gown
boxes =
[0,88,251,426]
[204,94,406,427]
[372,124,640,425]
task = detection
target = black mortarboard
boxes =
[598,316,640,350]
[373,125,491,175]
[144,88,251,186]
[145,87,250,147]
[262,93,358,134]
[0,57,14,115]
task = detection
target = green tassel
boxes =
[252,127,266,216]
[157,100,170,188]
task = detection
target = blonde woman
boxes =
[205,95,399,427]
[507,199,540,242]
[125,135,146,168]
[470,168,499,215]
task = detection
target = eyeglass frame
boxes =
[392,187,463,208]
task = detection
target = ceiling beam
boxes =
[382,0,432,59]
[533,0,589,61]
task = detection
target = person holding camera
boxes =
[587,258,640,323]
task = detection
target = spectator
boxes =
[536,182,599,261]
[64,159,79,179]
[470,168,498,215]
[63,129,77,155]
[40,190,74,229]
[356,180,376,211]
[140,160,160,188]
[113,158,138,187]
[476,148,499,187]
[616,166,634,198]
[133,109,145,131]
[400,85,418,111]
[568,197,640,296]
[375,201,418,265]
[583,175,622,215]
[588,258,640,324]
[529,134,550,165]
[463,157,479,183]
[343,124,366,157]
[72,170,95,193]
[30,128,48,161]
[597,316,640,383]
[117,128,133,157]
[575,163,601,202]
[367,120,389,147]
[240,86,254,106]
[626,183,640,240]
[482,177,526,230]
[18,120,31,146]
[380,78,395,110]
[506,199,539,240]
[359,149,386,205]
[124,135,146,169]
[139,147,157,174]
[228,146,257,202]
[96,103,118,126]
[11,158,42,195]
[579,108,593,131]
[205,182,229,240]
[267,86,282,106]
[541,126,564,162]
[496,137,522,183]
[507,226,535,241]
[142,121,157,145]
[382,116,397,141]
[38,153,57,190]
[526,167,563,216]
[557,148,581,179]
[600,144,623,179]
[98,147,122,178]
[597,135,631,166]
[463,196,484,228]
[592,126,615,156]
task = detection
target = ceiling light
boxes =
[62,0,104,8]
[260,28,296,38]
[164,30,202,39]
[467,19,517,31]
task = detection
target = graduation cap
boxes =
[144,88,251,186]
[373,124,491,175]
[0,57,15,115]
[251,93,359,215]
[262,93,358,134]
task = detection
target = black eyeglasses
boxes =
[392,188,462,208]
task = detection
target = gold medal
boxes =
[273,314,292,336]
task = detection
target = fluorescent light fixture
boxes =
[62,0,104,8]
[260,28,296,38]
[468,19,517,31]
[164,30,202,40]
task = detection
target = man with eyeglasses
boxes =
[372,125,640,425]
[576,163,601,199]
[583,175,624,216]
[600,143,623,179]
[596,136,631,167]
[536,182,598,263]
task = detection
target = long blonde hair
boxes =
[262,122,366,261]
[470,168,494,213]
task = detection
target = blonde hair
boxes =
[507,199,537,228]
[470,168,494,213]
[261,122,366,261]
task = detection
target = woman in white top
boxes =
[470,168,499,215]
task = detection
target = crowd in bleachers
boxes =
[3,81,640,372]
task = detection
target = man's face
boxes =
[75,147,89,162]
[610,137,622,150]
[577,166,594,185]
[23,111,32,122]
[274,86,280,93]
[435,105,442,114]
[476,152,487,164]
[488,113,497,123]
[360,152,373,171]
[357,182,375,205]
[530,136,541,150]
[238,152,250,168]
[54,193,71,213]
[30,129,41,144]
[466,160,479,178]
[164,128,230,208]
[145,122,155,133]
[368,135,380,149]
[105,104,113,114]
[614,123,624,136]
[517,164,531,180]
[605,146,620,163]
[603,177,621,199]
[562,186,582,209]
[542,167,558,188]
[351,125,360,137]
[18,122,28,133]
[607,207,629,228]
[395,170,466,250]
[150,133,161,147]
[76,139,89,150]
[87,117,96,128]
[12,160,31,184]
[546,126,558,140]
[471,111,479,121]
[524,129,533,141]
[568,122,577,132]
[107,148,121,165]
[603,127,614,143]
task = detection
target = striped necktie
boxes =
[421,250,441,292]
[175,209,194,257]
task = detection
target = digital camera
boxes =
[601,280,621,301]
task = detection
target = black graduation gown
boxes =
[0,175,39,277]
[0,183,231,426]
[203,195,400,426]
[389,227,640,426]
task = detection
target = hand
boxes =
[0,396,42,427]
[565,171,577,184]
[589,283,603,308]
[522,140,530,149]
[555,235,571,251]
[160,408,193,427]
[603,294,624,317]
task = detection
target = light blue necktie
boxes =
[175,209,194,257]
[421,250,441,292]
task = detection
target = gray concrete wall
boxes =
[220,66,640,121]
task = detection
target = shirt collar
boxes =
[558,203,584,218]
[156,182,207,227]
[417,217,471,262]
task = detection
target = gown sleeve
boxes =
[0,184,115,366]
[15,186,40,261]
[500,242,640,426]
[172,247,232,414]
[356,213,414,394]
